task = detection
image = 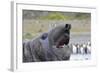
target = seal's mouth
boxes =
[56,42,66,48]
[56,36,69,48]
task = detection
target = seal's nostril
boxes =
[65,24,71,29]
[65,24,69,28]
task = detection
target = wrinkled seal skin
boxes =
[23,24,72,62]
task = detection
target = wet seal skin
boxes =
[23,24,72,62]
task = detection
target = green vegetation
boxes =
[23,10,91,20]
[40,12,90,20]
[42,12,67,20]
[75,13,91,20]
[23,33,33,39]
[23,10,91,40]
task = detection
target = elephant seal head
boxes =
[48,24,71,48]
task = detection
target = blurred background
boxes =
[22,10,91,41]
